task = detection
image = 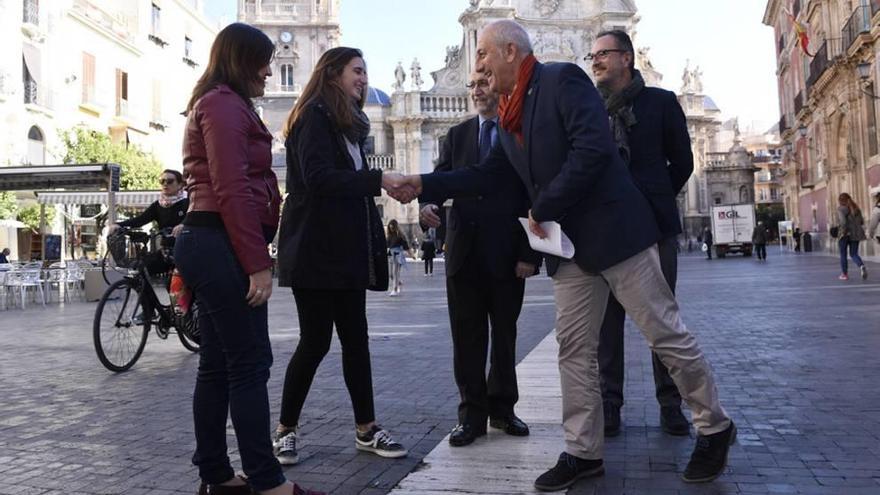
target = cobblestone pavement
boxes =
[1,250,879,494]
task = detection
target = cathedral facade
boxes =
[242,0,726,240]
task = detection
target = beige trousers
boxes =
[551,245,730,460]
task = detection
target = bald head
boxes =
[482,20,533,54]
[475,20,533,95]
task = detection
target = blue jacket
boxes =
[421,62,660,275]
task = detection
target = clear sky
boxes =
[205,0,779,133]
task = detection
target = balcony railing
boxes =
[779,114,789,134]
[706,152,727,168]
[806,38,842,89]
[367,154,395,171]
[843,5,872,52]
[23,79,37,104]
[23,0,38,24]
[115,98,129,117]
[794,90,805,115]
[420,95,469,118]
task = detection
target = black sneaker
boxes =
[355,425,408,458]
[604,403,620,437]
[273,428,299,465]
[682,421,737,483]
[534,452,604,492]
[660,406,690,436]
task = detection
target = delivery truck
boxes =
[709,203,755,258]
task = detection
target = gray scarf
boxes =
[345,104,371,144]
[599,69,645,166]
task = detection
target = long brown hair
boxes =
[283,47,366,137]
[838,192,861,214]
[186,23,274,113]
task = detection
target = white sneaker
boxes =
[860,265,868,280]
[355,425,408,458]
[273,429,299,465]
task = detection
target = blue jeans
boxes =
[174,225,285,491]
[838,237,864,275]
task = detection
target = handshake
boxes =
[381,173,423,204]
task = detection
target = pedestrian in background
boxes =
[703,227,713,260]
[793,227,802,253]
[0,248,9,264]
[274,46,408,468]
[386,219,410,295]
[752,221,769,261]
[836,192,867,280]
[177,22,320,495]
[420,232,436,276]
[867,191,880,243]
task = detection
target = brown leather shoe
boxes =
[197,475,253,495]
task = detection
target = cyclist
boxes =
[110,169,188,235]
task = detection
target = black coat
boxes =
[627,87,693,238]
[430,116,540,279]
[276,101,388,291]
[421,62,660,275]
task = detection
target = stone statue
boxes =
[693,65,703,93]
[637,47,654,71]
[534,0,561,17]
[410,58,423,90]
[681,59,693,93]
[445,45,461,69]
[393,61,406,92]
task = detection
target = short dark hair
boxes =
[161,169,184,184]
[596,29,635,71]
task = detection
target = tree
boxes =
[59,126,163,190]
[17,204,55,231]
[0,192,17,220]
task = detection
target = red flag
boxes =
[785,7,814,57]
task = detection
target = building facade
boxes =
[763,0,880,255]
[0,0,217,259]
[1,0,217,171]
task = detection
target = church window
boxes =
[280,64,294,90]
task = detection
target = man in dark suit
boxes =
[420,72,541,447]
[589,30,693,438]
[389,20,735,491]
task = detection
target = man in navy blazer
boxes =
[590,30,693,438]
[388,20,734,491]
[420,72,541,447]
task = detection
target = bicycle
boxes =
[93,227,200,372]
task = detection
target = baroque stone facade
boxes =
[763,0,880,256]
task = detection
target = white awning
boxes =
[35,190,160,206]
[22,43,41,83]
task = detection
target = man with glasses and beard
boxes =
[420,72,541,447]
[587,30,694,438]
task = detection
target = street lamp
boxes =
[856,62,880,100]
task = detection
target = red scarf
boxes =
[498,54,537,145]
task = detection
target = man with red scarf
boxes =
[388,20,735,491]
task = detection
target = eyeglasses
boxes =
[465,80,490,89]
[159,178,177,185]
[584,49,628,61]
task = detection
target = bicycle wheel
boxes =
[93,278,150,372]
[176,300,201,353]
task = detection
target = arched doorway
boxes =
[26,125,44,165]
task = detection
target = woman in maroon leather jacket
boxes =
[175,23,320,495]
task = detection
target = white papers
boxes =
[518,218,575,259]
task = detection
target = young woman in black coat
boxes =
[273,47,408,465]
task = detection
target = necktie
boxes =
[479,120,495,160]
